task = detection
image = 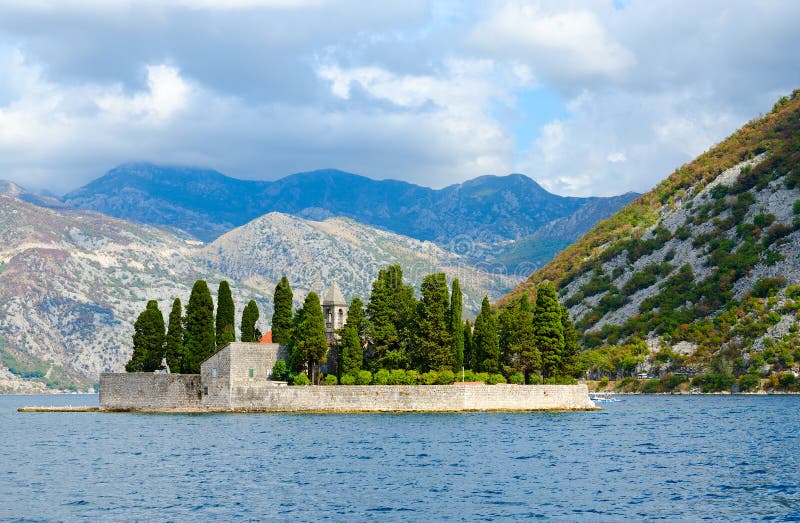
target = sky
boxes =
[0,1,798,196]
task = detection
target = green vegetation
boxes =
[449,279,464,371]
[215,280,235,349]
[165,298,183,372]
[125,300,166,372]
[183,280,215,373]
[289,292,328,384]
[240,300,261,343]
[271,276,293,345]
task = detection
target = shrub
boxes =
[355,370,373,385]
[486,373,507,384]
[642,378,661,393]
[779,372,796,387]
[508,373,524,385]
[340,374,356,385]
[599,376,610,388]
[660,374,687,391]
[373,369,391,385]
[786,285,800,300]
[323,374,338,385]
[473,372,490,384]
[751,277,787,298]
[421,371,439,385]
[271,359,291,381]
[436,369,456,385]
[738,373,761,392]
[793,199,800,215]
[292,374,311,386]
[528,375,542,385]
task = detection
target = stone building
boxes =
[322,282,348,376]
[201,342,288,407]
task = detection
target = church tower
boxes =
[322,281,348,376]
[322,281,348,345]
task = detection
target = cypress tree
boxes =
[560,305,580,378]
[126,300,165,372]
[473,296,500,373]
[165,298,183,373]
[240,300,260,342]
[295,292,328,383]
[449,279,464,371]
[365,265,415,370]
[412,273,452,371]
[463,320,474,370]
[499,296,538,379]
[215,280,235,349]
[533,281,564,378]
[271,276,293,345]
[184,280,215,373]
[339,325,362,376]
[345,297,367,339]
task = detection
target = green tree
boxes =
[499,295,537,378]
[271,276,294,344]
[126,300,166,372]
[184,280,215,373]
[463,320,474,370]
[165,298,183,373]
[345,297,367,339]
[412,273,452,371]
[449,279,464,371]
[240,300,261,342]
[338,325,363,376]
[533,281,564,378]
[215,280,235,349]
[560,305,580,377]
[473,296,500,373]
[365,265,416,370]
[294,292,328,383]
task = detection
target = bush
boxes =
[373,369,391,385]
[660,374,687,391]
[779,372,796,387]
[421,371,439,385]
[738,373,761,392]
[271,359,291,381]
[751,277,787,298]
[355,370,373,385]
[486,373,507,385]
[340,374,356,385]
[436,369,456,385]
[599,376,610,388]
[323,374,338,385]
[508,373,524,385]
[642,379,661,393]
[473,372,491,384]
[292,374,311,386]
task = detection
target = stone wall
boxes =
[99,373,201,410]
[224,384,595,412]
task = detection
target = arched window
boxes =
[338,308,344,326]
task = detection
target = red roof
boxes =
[259,331,273,343]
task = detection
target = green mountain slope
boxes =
[501,90,800,384]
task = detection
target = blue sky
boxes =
[0,1,798,196]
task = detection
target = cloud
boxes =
[0,0,798,197]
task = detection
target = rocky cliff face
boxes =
[503,91,800,374]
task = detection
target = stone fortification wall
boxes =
[222,383,595,412]
[100,375,595,412]
[100,373,201,410]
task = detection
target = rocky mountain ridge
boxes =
[503,90,800,379]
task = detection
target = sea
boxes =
[1,394,798,522]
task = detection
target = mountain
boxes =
[0,194,516,391]
[198,213,518,315]
[61,165,638,254]
[501,90,800,380]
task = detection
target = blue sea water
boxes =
[1,394,799,522]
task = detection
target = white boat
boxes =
[590,392,620,403]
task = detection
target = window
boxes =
[203,387,208,395]
[211,368,217,378]
[248,368,254,378]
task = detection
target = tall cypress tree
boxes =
[412,273,452,371]
[473,296,500,373]
[499,295,538,379]
[295,292,328,383]
[240,300,260,342]
[533,281,564,378]
[215,280,235,349]
[449,279,464,371]
[560,305,580,378]
[463,320,474,370]
[365,265,415,370]
[271,276,293,344]
[345,297,367,339]
[126,300,165,372]
[184,280,215,373]
[339,325,362,376]
[165,298,183,373]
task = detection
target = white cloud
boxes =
[96,65,190,122]
[606,152,626,163]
